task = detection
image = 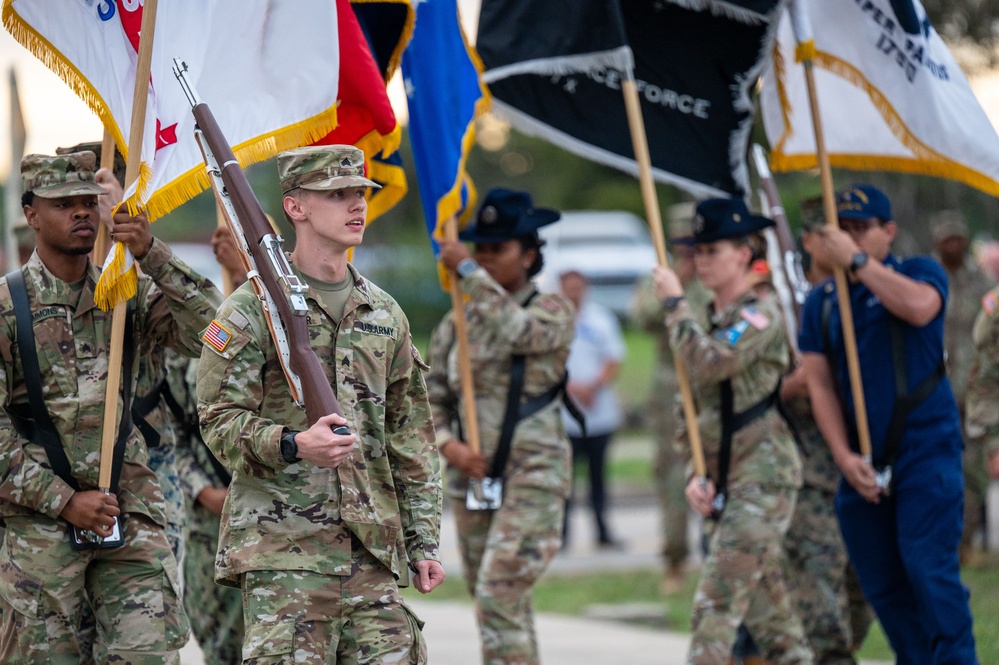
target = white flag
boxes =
[3,0,340,220]
[760,0,999,197]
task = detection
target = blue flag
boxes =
[401,0,489,257]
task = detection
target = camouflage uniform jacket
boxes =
[170,354,225,540]
[783,394,839,493]
[631,275,711,393]
[665,290,802,489]
[966,286,999,460]
[197,263,440,587]
[0,239,221,524]
[426,270,575,501]
[937,256,992,407]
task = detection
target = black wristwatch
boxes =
[663,295,686,312]
[849,251,869,273]
[280,430,300,463]
[456,258,479,279]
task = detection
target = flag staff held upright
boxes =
[620,65,708,480]
[444,216,481,458]
[97,0,158,494]
[791,1,874,462]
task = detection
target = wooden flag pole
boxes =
[444,217,481,455]
[97,0,158,491]
[801,58,873,461]
[621,70,707,480]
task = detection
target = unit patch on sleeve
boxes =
[203,320,233,352]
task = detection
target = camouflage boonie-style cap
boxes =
[21,151,107,199]
[278,145,380,195]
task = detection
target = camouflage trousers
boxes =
[148,444,186,568]
[0,512,189,664]
[961,439,989,557]
[783,486,855,664]
[688,485,814,665]
[239,544,426,664]
[184,511,243,665]
[651,393,689,567]
[453,484,565,665]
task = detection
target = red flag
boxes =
[314,0,407,221]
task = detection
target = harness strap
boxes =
[716,380,780,499]
[131,377,166,448]
[882,317,944,468]
[6,269,134,494]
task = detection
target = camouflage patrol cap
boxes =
[799,195,824,230]
[667,202,695,240]
[929,209,969,242]
[278,145,380,195]
[21,151,107,199]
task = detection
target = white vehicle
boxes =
[535,210,658,319]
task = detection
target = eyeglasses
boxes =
[839,218,884,236]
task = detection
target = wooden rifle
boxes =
[172,59,346,428]
[752,144,809,343]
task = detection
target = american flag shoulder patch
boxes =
[740,306,770,330]
[203,320,233,352]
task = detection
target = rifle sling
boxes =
[6,269,134,494]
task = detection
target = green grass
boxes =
[408,562,999,663]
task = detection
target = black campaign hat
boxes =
[458,188,561,243]
[692,197,774,243]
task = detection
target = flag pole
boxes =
[4,67,26,271]
[800,54,873,461]
[444,216,481,456]
[97,0,158,492]
[621,68,708,480]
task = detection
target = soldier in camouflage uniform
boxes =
[630,202,711,592]
[0,151,221,662]
[429,188,574,665]
[177,227,247,665]
[652,198,813,665]
[967,285,999,486]
[930,211,993,561]
[777,201,873,664]
[197,145,443,664]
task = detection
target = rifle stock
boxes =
[173,59,343,426]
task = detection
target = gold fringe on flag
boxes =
[4,2,340,222]
[767,42,999,198]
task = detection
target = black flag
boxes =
[477,0,787,197]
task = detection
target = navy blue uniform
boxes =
[799,253,977,665]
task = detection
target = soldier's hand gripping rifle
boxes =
[172,59,349,433]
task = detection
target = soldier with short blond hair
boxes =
[197,144,443,664]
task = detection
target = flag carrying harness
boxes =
[820,293,945,491]
[4,269,134,496]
